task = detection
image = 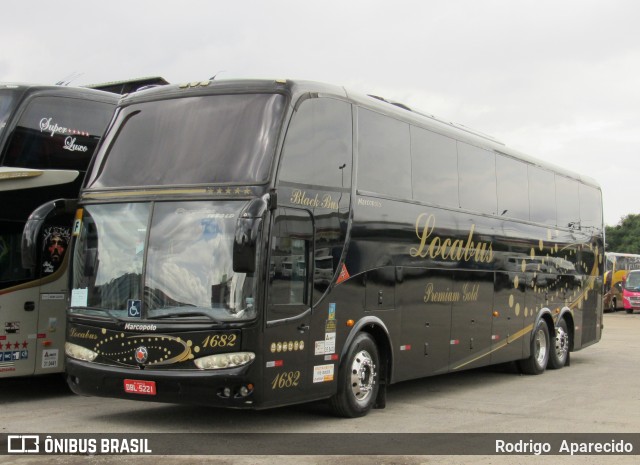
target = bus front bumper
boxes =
[66,358,257,408]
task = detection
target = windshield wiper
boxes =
[148,311,222,323]
[68,306,125,323]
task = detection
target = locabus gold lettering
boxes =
[410,214,493,263]
[70,327,98,340]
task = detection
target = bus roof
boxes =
[0,82,118,104]
[114,78,600,190]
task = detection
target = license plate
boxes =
[124,379,156,395]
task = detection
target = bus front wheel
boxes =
[329,332,379,418]
[518,319,550,375]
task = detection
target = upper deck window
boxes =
[87,93,286,188]
[0,90,18,140]
[1,96,112,171]
[357,108,411,199]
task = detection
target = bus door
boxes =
[18,200,74,376]
[263,207,314,404]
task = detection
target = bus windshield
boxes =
[625,271,640,291]
[0,89,18,139]
[71,200,256,322]
[87,93,286,188]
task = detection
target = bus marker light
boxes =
[450,340,460,345]
[346,320,355,327]
[42,340,52,347]
[493,311,500,317]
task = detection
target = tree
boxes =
[605,214,640,253]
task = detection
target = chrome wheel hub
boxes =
[535,327,548,367]
[350,349,376,403]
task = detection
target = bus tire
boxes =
[626,309,633,314]
[329,332,379,418]
[548,318,570,369]
[518,319,550,375]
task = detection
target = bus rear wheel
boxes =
[518,319,550,375]
[329,333,379,418]
[548,318,570,369]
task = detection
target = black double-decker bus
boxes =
[65,79,603,417]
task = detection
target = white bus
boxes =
[0,83,116,377]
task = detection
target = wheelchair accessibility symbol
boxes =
[127,299,142,318]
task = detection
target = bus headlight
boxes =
[65,342,98,362]
[194,352,255,370]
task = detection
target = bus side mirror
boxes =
[233,197,268,274]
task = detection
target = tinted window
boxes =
[528,166,556,225]
[268,208,313,320]
[0,90,18,140]
[457,142,497,215]
[357,108,411,199]
[411,126,458,208]
[0,221,33,288]
[88,93,286,188]
[556,175,580,229]
[2,97,113,171]
[580,184,603,230]
[279,98,352,189]
[496,154,529,220]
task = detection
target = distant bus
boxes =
[65,79,603,417]
[603,252,640,311]
[0,83,117,377]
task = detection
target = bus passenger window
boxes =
[2,97,112,171]
[0,223,33,287]
[457,142,497,215]
[528,166,556,226]
[556,175,580,229]
[496,154,529,220]
[357,108,411,199]
[279,98,352,190]
[579,185,603,231]
[411,126,458,208]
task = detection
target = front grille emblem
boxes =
[135,346,149,364]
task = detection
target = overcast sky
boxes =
[2,0,638,226]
